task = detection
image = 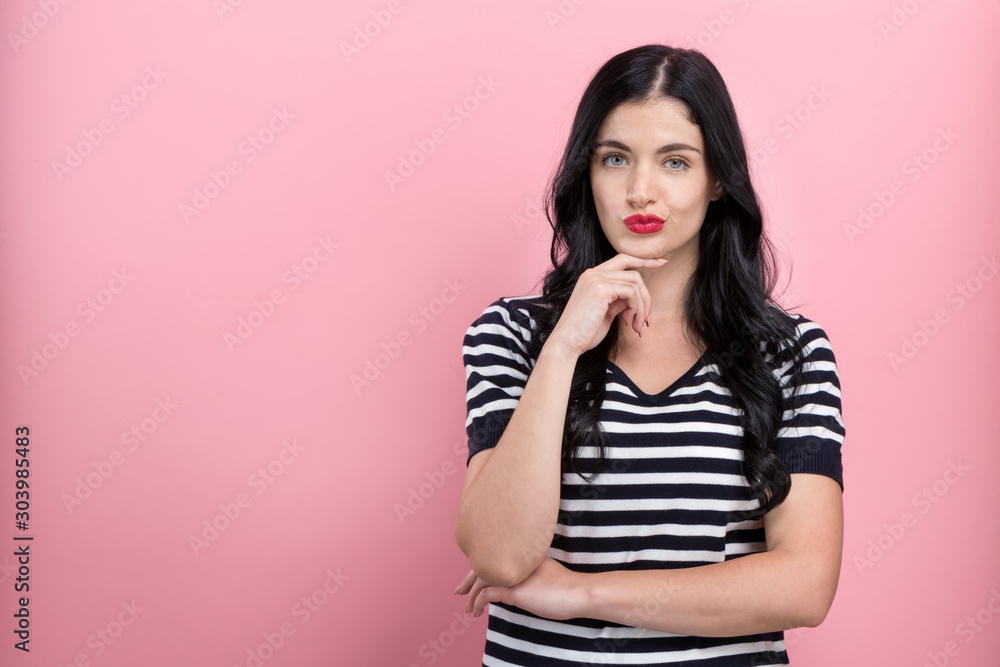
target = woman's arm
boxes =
[461,472,843,637]
[581,473,843,636]
[455,256,682,589]
[454,340,580,588]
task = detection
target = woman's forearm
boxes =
[577,550,835,637]
[540,473,843,637]
[454,341,579,587]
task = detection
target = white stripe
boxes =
[767,322,827,367]
[773,358,839,384]
[782,389,845,437]
[574,445,743,460]
[467,372,526,401]
[781,402,841,421]
[777,425,845,443]
[490,603,685,640]
[801,358,838,373]
[725,541,766,555]
[600,398,741,417]
[604,381,639,399]
[475,305,533,348]
[554,518,762,539]
[547,547,727,565]
[561,472,748,487]
[599,420,744,436]
[486,622,782,664]
[482,654,525,667]
[783,380,841,400]
[555,523,724,539]
[464,338,530,370]
[673,382,734,398]
[560,497,759,513]
[486,604,788,664]
[692,364,732,380]
[772,331,836,376]
[466,396,519,425]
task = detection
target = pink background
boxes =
[1,1,998,665]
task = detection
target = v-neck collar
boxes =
[606,352,708,404]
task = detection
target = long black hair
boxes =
[523,44,806,520]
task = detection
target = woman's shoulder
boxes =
[765,304,839,361]
[464,294,545,372]
[469,293,545,335]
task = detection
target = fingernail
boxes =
[454,586,460,595]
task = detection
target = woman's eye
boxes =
[602,154,687,170]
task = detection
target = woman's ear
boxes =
[711,180,724,201]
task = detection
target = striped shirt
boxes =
[462,294,845,666]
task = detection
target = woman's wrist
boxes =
[539,337,582,366]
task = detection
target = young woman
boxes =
[453,43,845,666]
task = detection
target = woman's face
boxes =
[589,97,722,265]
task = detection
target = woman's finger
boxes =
[550,254,666,356]
[472,583,503,617]
[455,568,478,595]
[465,576,494,614]
[632,274,647,334]
[596,254,664,333]
[596,252,668,274]
[595,276,649,335]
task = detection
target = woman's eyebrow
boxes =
[593,139,702,155]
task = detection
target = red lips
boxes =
[624,214,664,225]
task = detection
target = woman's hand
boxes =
[455,557,588,620]
[546,254,668,358]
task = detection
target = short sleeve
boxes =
[771,316,846,491]
[462,297,536,466]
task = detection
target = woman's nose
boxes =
[626,164,656,207]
